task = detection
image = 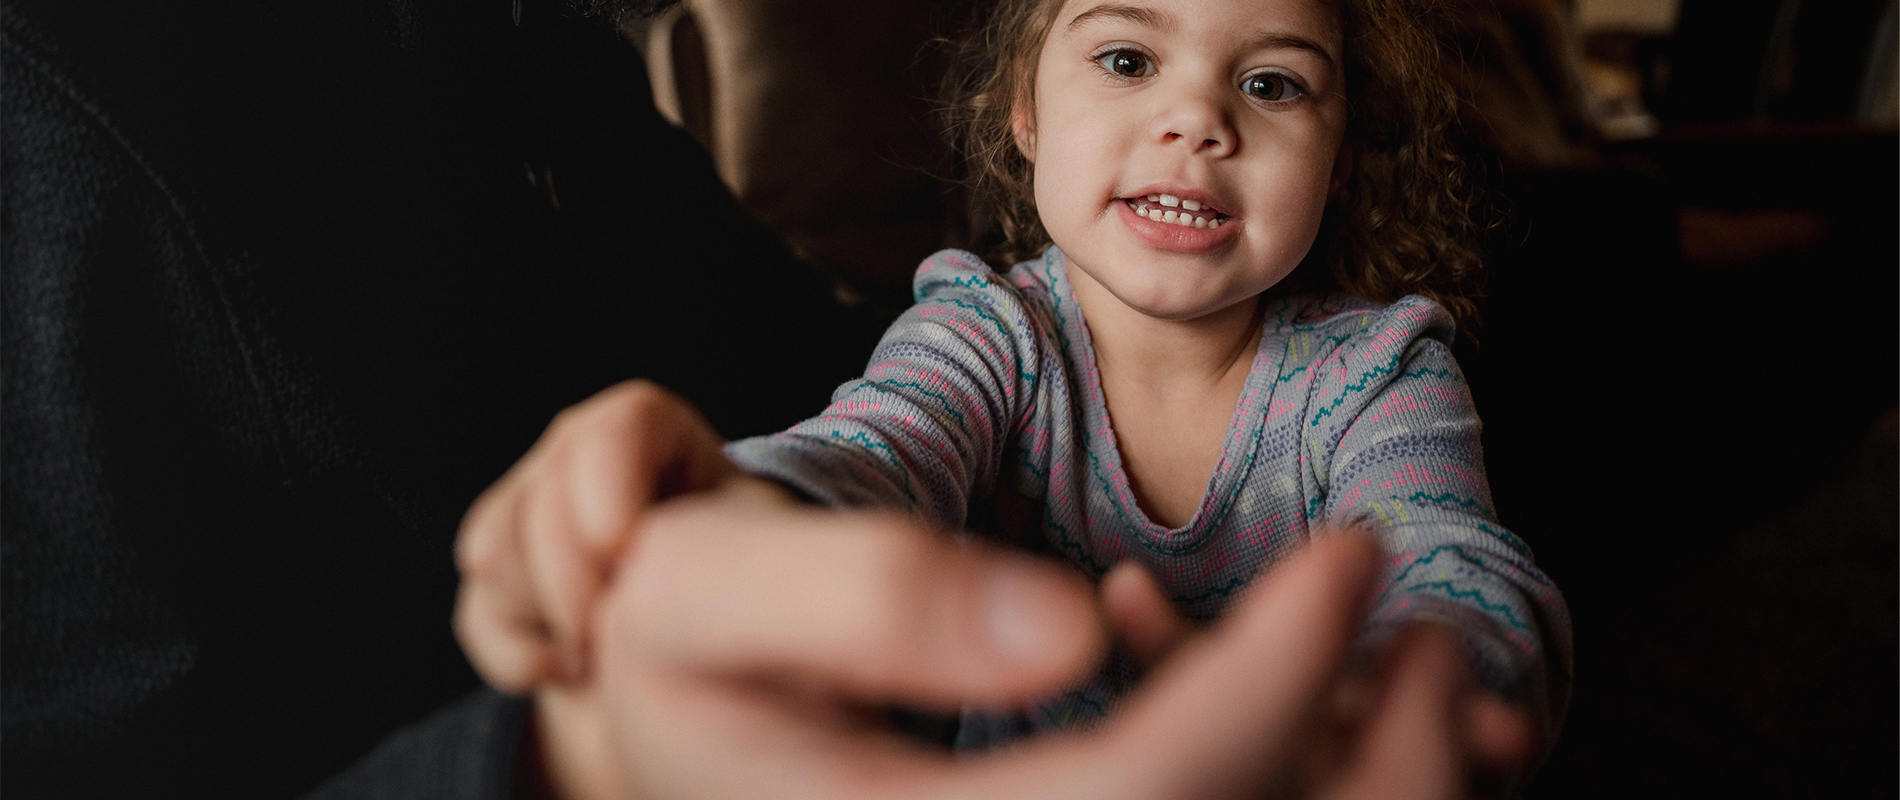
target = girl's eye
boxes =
[1242,73,1302,102]
[1097,49,1155,78]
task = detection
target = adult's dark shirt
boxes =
[1,0,881,796]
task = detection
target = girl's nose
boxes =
[1155,87,1236,157]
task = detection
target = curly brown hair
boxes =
[939,0,1492,332]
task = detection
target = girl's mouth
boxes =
[1122,194,1230,229]
[1116,193,1241,254]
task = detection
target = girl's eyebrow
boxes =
[1065,3,1174,33]
[1244,32,1336,69]
[1064,3,1336,69]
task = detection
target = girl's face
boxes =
[1017,0,1349,321]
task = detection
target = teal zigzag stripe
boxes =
[822,431,918,506]
[1387,544,1488,586]
[1016,443,1049,482]
[1405,580,1529,631]
[1404,491,1491,514]
[929,297,1013,340]
[936,272,996,292]
[1385,540,1551,591]
[1308,353,1402,426]
[1401,366,1464,384]
[1086,446,1145,540]
[1477,522,1535,559]
[1171,571,1256,606]
[1043,500,1098,573]
[861,380,972,440]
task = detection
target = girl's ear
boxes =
[1328,141,1354,198]
[1011,102,1038,163]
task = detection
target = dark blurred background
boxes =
[4,0,1890,795]
[628,0,1897,794]
[1461,2,1898,796]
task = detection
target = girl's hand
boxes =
[1103,559,1537,799]
[1314,626,1539,800]
[453,380,770,694]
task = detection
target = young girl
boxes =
[720,0,1570,746]
[463,0,1571,760]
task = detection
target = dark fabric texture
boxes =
[1,0,882,796]
[303,689,528,800]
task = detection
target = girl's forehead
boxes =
[1046,0,1342,49]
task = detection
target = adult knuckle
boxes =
[519,470,573,549]
[614,522,685,627]
[455,515,505,577]
[451,589,480,645]
[596,379,659,420]
[551,385,634,441]
[854,520,943,641]
[454,609,522,687]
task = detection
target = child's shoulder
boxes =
[910,248,1064,309]
[1265,292,1454,339]
[1264,292,1457,364]
[911,248,1002,295]
[893,249,1071,356]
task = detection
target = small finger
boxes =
[566,380,733,553]
[458,396,565,551]
[455,445,540,582]
[525,455,604,683]
[1099,561,1196,669]
[1465,695,1536,770]
[1324,627,1466,800]
[941,532,1386,800]
[1096,531,1385,799]
[453,581,559,694]
[455,467,558,690]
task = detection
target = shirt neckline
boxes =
[1038,247,1293,554]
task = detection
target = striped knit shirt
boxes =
[727,247,1573,746]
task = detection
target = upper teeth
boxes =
[1134,199,1222,229]
[1144,194,1206,212]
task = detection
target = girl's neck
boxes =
[1065,262,1266,529]
[1067,266,1265,390]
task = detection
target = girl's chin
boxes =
[1097,282,1254,323]
[1058,236,1288,323]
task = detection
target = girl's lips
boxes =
[1116,198,1241,254]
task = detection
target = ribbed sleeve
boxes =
[726,250,1046,528]
[1299,298,1573,736]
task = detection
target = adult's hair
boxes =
[940,0,1492,333]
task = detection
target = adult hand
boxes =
[454,380,755,693]
[535,498,1478,800]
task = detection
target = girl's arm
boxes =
[1304,298,1575,745]
[454,250,1031,696]
[727,252,1046,529]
